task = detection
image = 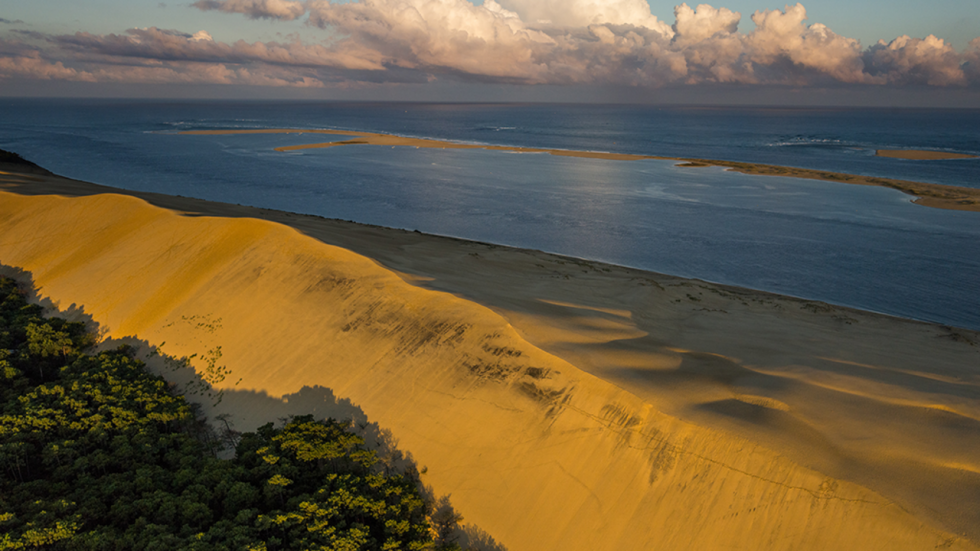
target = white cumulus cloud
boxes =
[306,0,554,80]
[672,3,740,45]
[864,34,966,85]
[496,0,673,35]
[745,3,866,83]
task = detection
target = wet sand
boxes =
[181,128,980,212]
[2,166,979,550]
[877,149,978,160]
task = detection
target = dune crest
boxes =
[1,189,977,550]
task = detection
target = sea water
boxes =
[1,99,978,330]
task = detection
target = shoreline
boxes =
[877,149,978,160]
[2,164,979,550]
[180,128,980,212]
[0,160,973,332]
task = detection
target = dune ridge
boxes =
[2,171,979,549]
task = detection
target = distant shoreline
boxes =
[876,149,977,160]
[180,128,980,213]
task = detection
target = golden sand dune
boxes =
[180,128,980,212]
[2,170,979,550]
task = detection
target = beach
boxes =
[2,164,979,550]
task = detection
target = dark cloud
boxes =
[192,0,306,21]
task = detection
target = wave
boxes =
[766,136,849,147]
[475,125,518,132]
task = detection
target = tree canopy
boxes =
[0,276,458,550]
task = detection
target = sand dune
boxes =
[2,169,979,550]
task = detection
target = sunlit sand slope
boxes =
[1,190,977,551]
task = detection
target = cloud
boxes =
[302,0,978,86]
[0,50,324,87]
[305,0,555,80]
[496,0,673,35]
[0,38,37,56]
[192,0,306,20]
[9,30,47,40]
[521,3,873,86]
[85,63,325,87]
[864,34,966,86]
[4,1,979,90]
[672,4,739,45]
[964,38,980,83]
[54,27,386,71]
[0,50,96,81]
[0,34,326,87]
[0,18,25,25]
[745,3,867,83]
[667,4,745,82]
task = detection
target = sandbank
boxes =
[2,165,980,550]
[877,149,978,160]
[180,128,980,212]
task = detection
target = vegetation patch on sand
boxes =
[0,276,468,551]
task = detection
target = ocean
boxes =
[1,99,978,330]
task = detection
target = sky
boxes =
[1,0,978,105]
